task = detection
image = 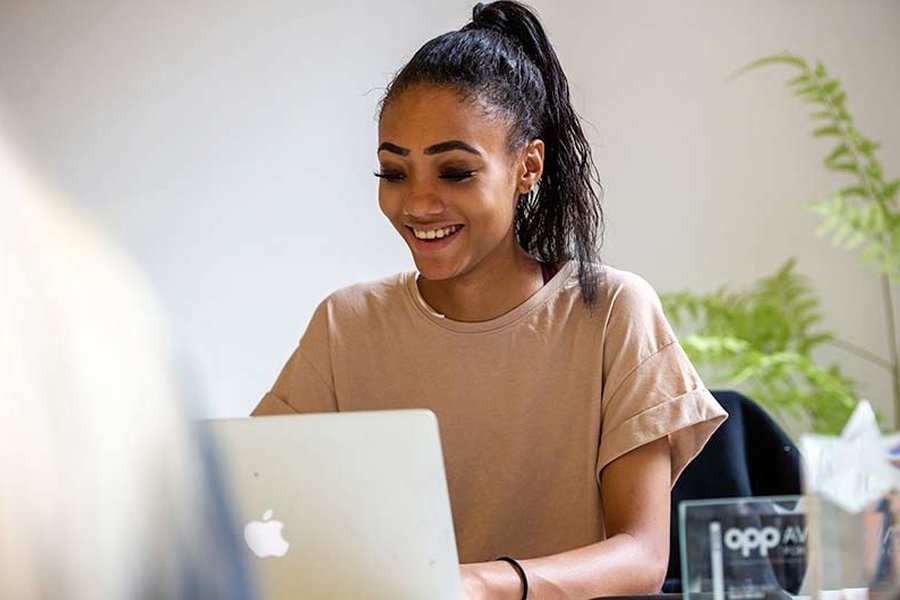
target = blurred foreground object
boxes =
[0,116,253,599]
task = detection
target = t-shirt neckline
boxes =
[404,260,576,333]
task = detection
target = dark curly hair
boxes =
[379,1,604,306]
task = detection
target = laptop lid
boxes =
[206,409,463,600]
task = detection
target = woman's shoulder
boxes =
[584,263,676,345]
[573,263,662,309]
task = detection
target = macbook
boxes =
[206,409,463,599]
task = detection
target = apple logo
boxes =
[243,509,290,558]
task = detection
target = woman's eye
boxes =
[439,170,476,182]
[373,171,405,182]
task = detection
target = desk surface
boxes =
[593,593,794,600]
[593,595,682,600]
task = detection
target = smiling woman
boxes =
[252,2,726,599]
[375,86,546,317]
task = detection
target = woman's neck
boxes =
[416,242,545,322]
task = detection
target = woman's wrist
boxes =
[461,561,526,600]
[495,557,528,600]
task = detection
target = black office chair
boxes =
[663,390,803,593]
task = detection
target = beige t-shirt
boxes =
[253,262,726,562]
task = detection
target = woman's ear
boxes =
[517,139,545,195]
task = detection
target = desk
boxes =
[593,595,682,600]
[594,593,793,600]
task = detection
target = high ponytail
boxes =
[381,1,604,306]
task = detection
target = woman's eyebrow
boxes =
[377,142,409,156]
[424,140,481,156]
[377,140,482,156]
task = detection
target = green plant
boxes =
[663,52,900,433]
[662,260,857,435]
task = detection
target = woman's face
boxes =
[377,85,539,281]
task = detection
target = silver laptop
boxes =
[206,409,463,600]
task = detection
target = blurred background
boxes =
[1,0,897,422]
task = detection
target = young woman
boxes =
[253,2,727,598]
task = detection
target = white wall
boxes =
[1,0,898,422]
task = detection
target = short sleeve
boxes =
[251,301,338,416]
[595,273,727,485]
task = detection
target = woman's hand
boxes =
[460,562,522,600]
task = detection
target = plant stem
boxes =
[827,337,893,372]
[881,274,900,428]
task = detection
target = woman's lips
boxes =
[406,224,464,252]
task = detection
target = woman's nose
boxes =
[402,183,445,218]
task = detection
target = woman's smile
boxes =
[407,223,465,252]
[410,224,463,240]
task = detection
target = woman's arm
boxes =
[460,436,672,599]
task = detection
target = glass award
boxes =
[680,496,807,600]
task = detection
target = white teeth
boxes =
[413,225,460,240]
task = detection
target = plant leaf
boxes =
[730,52,808,82]
[883,179,900,201]
[838,185,868,199]
[813,125,841,138]
[824,144,850,164]
[828,161,858,174]
[787,73,811,87]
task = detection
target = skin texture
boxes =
[378,84,672,598]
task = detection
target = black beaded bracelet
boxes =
[495,556,528,600]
